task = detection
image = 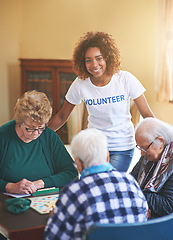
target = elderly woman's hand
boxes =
[33,179,45,190]
[5,178,37,195]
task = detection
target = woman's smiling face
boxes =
[85,47,107,80]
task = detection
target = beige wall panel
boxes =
[0,0,173,125]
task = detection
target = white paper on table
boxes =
[3,192,31,198]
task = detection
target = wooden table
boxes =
[0,193,50,240]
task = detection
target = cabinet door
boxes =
[26,71,52,101]
[59,72,76,106]
[20,59,80,144]
[57,71,77,144]
[21,66,58,116]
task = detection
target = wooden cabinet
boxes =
[19,59,76,144]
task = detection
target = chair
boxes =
[67,101,88,143]
[83,213,173,240]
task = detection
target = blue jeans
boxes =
[109,148,135,172]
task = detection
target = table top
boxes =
[0,193,50,240]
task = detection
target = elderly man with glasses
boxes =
[0,90,78,195]
[131,117,173,219]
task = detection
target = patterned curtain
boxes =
[155,0,173,102]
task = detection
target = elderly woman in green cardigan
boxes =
[0,90,78,195]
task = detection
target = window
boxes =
[155,0,173,102]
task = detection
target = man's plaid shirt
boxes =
[44,170,148,240]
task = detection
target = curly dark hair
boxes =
[72,31,122,80]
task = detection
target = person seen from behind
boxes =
[44,128,148,240]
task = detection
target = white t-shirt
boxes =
[66,71,145,151]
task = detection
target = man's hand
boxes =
[147,209,151,219]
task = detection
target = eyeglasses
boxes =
[136,137,159,153]
[23,123,47,133]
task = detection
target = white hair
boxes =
[135,117,173,147]
[71,128,108,168]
